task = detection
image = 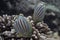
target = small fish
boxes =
[13,16,32,37]
[15,0,40,13]
[33,2,60,22]
[33,2,46,22]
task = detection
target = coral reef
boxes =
[0,14,59,40]
[0,0,60,40]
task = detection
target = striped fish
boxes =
[33,2,46,22]
[33,2,60,22]
[13,16,32,37]
[15,0,30,13]
[15,0,40,13]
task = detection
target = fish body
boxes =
[33,2,60,22]
[15,0,40,13]
[33,2,46,22]
[13,16,32,37]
